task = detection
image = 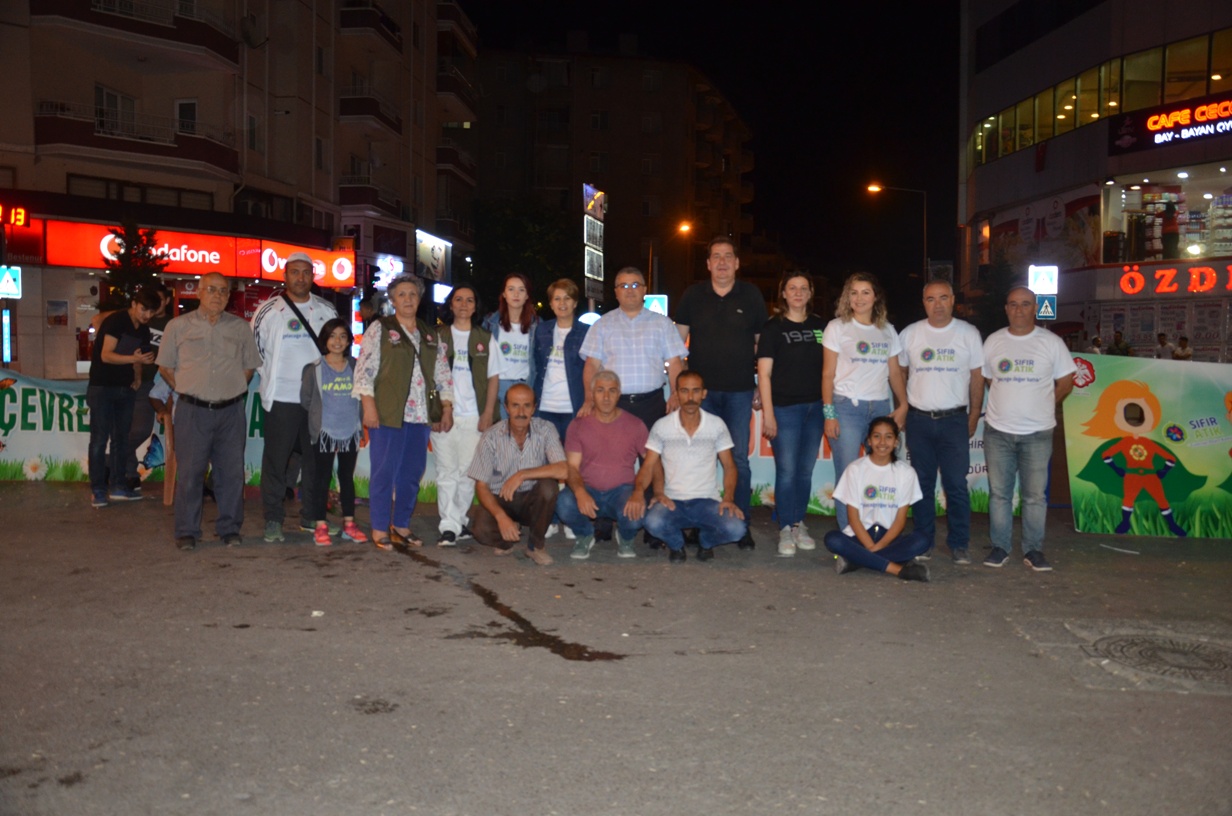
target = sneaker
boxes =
[108,488,142,502]
[458,526,474,541]
[313,522,332,547]
[777,527,797,557]
[92,490,110,508]
[951,547,972,565]
[1023,550,1053,572]
[436,530,457,547]
[983,547,1009,568]
[341,521,368,543]
[175,536,197,551]
[696,546,714,562]
[668,547,687,563]
[545,524,560,539]
[526,547,553,566]
[563,526,576,540]
[834,555,860,575]
[570,535,595,560]
[915,548,933,562]
[264,520,285,543]
[126,477,143,494]
[898,562,930,582]
[222,533,242,547]
[300,520,339,535]
[616,532,637,559]
[792,524,816,551]
[736,531,756,551]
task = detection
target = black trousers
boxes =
[260,401,314,524]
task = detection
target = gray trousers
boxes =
[174,399,247,540]
[260,401,313,524]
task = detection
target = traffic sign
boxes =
[643,293,668,316]
[1036,294,1056,320]
[0,265,21,299]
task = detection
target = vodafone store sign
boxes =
[43,220,355,288]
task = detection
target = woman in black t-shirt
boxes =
[755,271,826,557]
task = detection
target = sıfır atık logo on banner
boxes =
[260,248,353,283]
[99,233,222,266]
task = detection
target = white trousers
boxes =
[430,414,482,534]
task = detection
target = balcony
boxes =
[435,207,473,242]
[436,139,476,186]
[32,0,239,67]
[34,99,238,174]
[339,0,402,53]
[338,86,402,136]
[436,1,477,51]
[437,61,478,123]
[339,175,401,218]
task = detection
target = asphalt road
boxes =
[2,483,1230,816]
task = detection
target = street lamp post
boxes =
[867,183,928,278]
[647,221,692,294]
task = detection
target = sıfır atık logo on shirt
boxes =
[921,347,956,363]
[998,358,1036,374]
[997,358,1013,373]
[857,341,871,354]
[863,485,879,500]
[287,318,302,332]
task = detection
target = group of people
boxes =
[1089,330,1193,360]
[90,239,1078,581]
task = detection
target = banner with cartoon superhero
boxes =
[1063,354,1232,539]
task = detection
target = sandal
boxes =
[389,528,423,549]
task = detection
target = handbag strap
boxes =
[280,292,321,346]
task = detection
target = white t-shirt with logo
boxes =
[897,318,984,411]
[645,409,734,501]
[449,326,479,417]
[489,323,531,381]
[831,456,922,536]
[981,326,1077,434]
[822,318,901,402]
[540,324,573,413]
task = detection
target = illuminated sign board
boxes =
[258,239,355,287]
[1109,90,1232,155]
[1028,264,1058,295]
[0,205,27,226]
[415,229,451,282]
[643,293,668,315]
[1113,262,1232,298]
[0,266,20,299]
[582,183,605,301]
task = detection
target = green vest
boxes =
[446,323,492,413]
[373,316,440,428]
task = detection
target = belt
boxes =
[619,390,663,404]
[909,405,967,419]
[181,392,246,410]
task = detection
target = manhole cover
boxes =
[1083,635,1232,686]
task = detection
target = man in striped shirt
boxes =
[466,384,567,565]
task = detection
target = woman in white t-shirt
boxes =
[823,417,930,581]
[482,272,538,419]
[531,278,589,444]
[821,272,907,527]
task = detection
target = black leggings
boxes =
[303,447,358,522]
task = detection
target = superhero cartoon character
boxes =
[1078,380,1200,536]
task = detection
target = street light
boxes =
[867,182,928,278]
[647,221,692,293]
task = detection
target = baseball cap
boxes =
[286,251,315,267]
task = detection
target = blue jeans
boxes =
[87,385,136,493]
[769,401,824,527]
[823,524,930,573]
[831,394,892,525]
[644,498,746,551]
[556,483,643,540]
[905,409,971,553]
[700,389,754,513]
[983,425,1052,555]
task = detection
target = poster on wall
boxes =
[1099,304,1128,342]
[46,301,68,327]
[989,185,1102,274]
[1128,304,1157,347]
[1063,354,1232,539]
[1,369,998,518]
[1190,302,1226,345]
[1158,303,1189,339]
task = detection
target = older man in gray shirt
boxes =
[158,272,261,552]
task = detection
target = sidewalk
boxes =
[1,482,1229,816]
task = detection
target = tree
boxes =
[101,220,169,309]
[471,198,579,314]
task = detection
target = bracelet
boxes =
[823,403,837,420]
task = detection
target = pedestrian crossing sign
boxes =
[1036,294,1056,320]
[0,266,21,299]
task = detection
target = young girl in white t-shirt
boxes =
[823,416,930,582]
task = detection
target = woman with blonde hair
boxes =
[821,272,907,528]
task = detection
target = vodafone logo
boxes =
[331,257,353,282]
[98,234,221,266]
[261,248,331,282]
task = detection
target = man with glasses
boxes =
[675,236,766,549]
[980,285,1076,572]
[158,272,262,551]
[251,252,338,542]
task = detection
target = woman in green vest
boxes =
[353,274,454,550]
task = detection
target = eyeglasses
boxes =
[616,282,644,290]
[203,286,230,295]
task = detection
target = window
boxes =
[1076,65,1099,124]
[1101,59,1121,115]
[1123,47,1162,112]
[997,105,1015,156]
[413,174,423,206]
[315,137,326,171]
[1014,98,1034,149]
[589,152,607,173]
[642,196,661,217]
[591,67,609,88]
[1213,29,1232,95]
[641,154,660,176]
[175,99,196,134]
[642,70,661,92]
[247,114,259,151]
[94,84,135,136]
[66,174,213,210]
[1033,88,1053,142]
[542,60,569,87]
[0,166,14,188]
[315,45,326,75]
[641,113,662,134]
[590,110,609,130]
[1165,35,1209,103]
[1053,77,1075,135]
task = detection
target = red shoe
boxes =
[313,522,332,547]
[341,520,368,543]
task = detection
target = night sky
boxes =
[459,1,961,314]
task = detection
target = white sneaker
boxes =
[563,526,576,540]
[546,524,559,538]
[777,526,796,557]
[792,523,816,551]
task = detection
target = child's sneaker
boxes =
[313,522,332,547]
[341,520,368,543]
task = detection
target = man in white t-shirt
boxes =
[251,252,338,542]
[623,371,746,563]
[981,286,1076,572]
[898,279,984,565]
